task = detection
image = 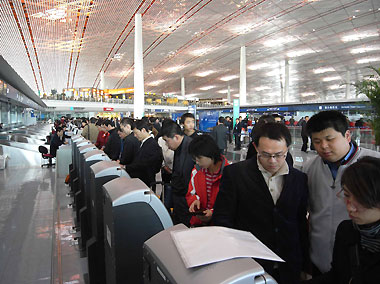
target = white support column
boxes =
[239,46,247,105]
[345,70,351,99]
[181,77,185,97]
[134,14,144,119]
[100,71,105,90]
[284,59,289,103]
[227,85,231,104]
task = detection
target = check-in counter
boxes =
[143,224,278,284]
[103,177,173,284]
[85,162,130,284]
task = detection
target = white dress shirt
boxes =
[257,157,289,204]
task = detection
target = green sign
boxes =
[233,99,240,127]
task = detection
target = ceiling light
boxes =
[189,48,213,56]
[350,46,380,54]
[248,63,270,70]
[220,75,239,81]
[217,89,234,94]
[233,94,240,97]
[301,92,316,97]
[195,70,216,77]
[323,76,341,82]
[147,80,165,86]
[262,36,297,47]
[32,8,66,21]
[199,86,216,91]
[341,31,379,42]
[313,67,334,74]
[230,24,254,35]
[165,66,184,73]
[328,84,344,90]
[287,48,317,58]
[254,86,271,91]
[356,57,380,64]
[186,93,199,98]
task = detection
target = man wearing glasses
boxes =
[213,122,309,284]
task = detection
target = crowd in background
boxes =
[48,110,380,284]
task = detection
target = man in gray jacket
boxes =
[211,117,228,155]
[302,110,380,276]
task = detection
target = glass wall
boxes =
[1,101,9,124]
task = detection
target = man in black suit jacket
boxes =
[162,120,194,227]
[213,122,309,284]
[50,126,67,157]
[124,119,163,190]
[103,119,121,161]
[119,117,140,166]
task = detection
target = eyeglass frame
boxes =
[257,151,288,160]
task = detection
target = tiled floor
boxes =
[0,140,317,284]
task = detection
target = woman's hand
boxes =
[189,200,200,212]
[197,209,213,223]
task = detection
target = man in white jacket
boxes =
[302,110,380,276]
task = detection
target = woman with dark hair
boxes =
[186,135,230,226]
[305,156,380,283]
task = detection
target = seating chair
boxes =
[38,145,55,168]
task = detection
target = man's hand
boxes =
[189,200,200,212]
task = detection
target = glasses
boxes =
[258,152,287,160]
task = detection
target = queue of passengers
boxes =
[50,110,380,284]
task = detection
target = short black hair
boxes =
[89,117,96,124]
[180,113,195,124]
[218,117,225,123]
[102,120,114,127]
[253,122,291,147]
[341,156,380,209]
[161,120,183,138]
[56,126,63,133]
[306,110,348,137]
[258,114,275,124]
[120,117,135,128]
[134,119,151,131]
[188,134,221,163]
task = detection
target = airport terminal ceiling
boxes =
[1,0,380,105]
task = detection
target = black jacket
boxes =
[120,133,140,166]
[104,128,121,161]
[211,124,228,150]
[125,137,163,188]
[304,220,380,284]
[213,157,309,284]
[233,122,241,135]
[50,133,64,157]
[171,135,194,196]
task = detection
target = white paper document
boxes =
[171,226,284,268]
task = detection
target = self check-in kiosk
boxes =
[70,138,90,193]
[75,144,97,232]
[78,149,111,252]
[103,177,173,284]
[86,161,130,284]
[143,224,278,284]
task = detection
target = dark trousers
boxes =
[228,131,232,143]
[234,134,241,149]
[301,135,308,152]
[172,193,191,227]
